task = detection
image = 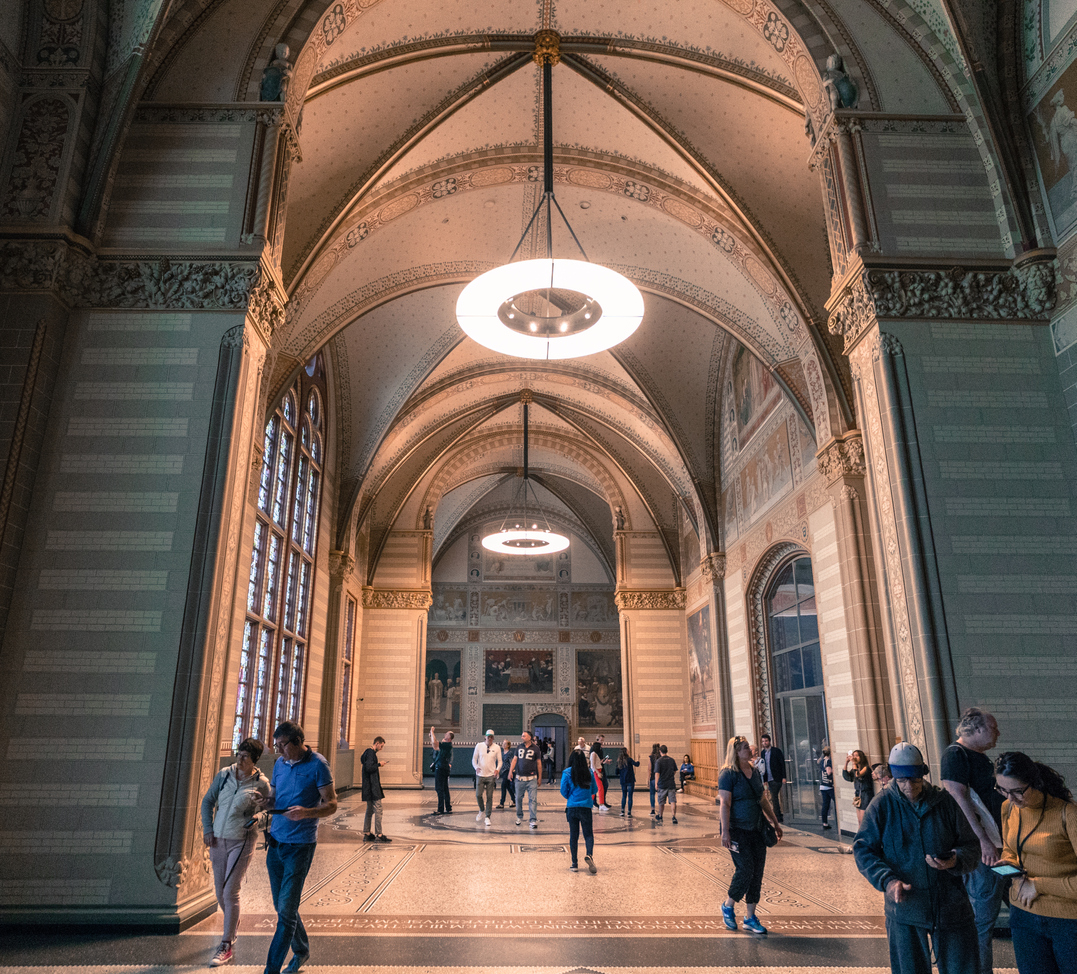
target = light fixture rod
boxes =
[543,60,553,197]
[523,401,529,479]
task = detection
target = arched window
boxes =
[233,357,326,748]
[765,555,827,821]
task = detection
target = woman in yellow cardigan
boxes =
[994,751,1077,974]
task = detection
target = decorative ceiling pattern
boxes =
[139,0,994,581]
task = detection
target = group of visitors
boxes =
[198,709,1076,974]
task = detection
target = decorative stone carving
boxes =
[0,241,286,318]
[614,589,687,610]
[362,588,433,610]
[328,550,355,581]
[822,54,859,111]
[816,433,865,483]
[154,854,189,888]
[699,553,727,581]
[260,43,293,102]
[3,98,70,220]
[828,259,1059,353]
[533,29,561,66]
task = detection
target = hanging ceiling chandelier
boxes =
[457,31,644,360]
[482,392,570,554]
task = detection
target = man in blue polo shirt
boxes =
[261,721,336,974]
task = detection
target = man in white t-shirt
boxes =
[471,730,502,827]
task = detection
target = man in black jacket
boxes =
[759,733,786,823]
[360,737,391,842]
[853,742,979,974]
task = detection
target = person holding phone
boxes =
[994,751,1077,974]
[853,742,979,974]
[843,749,875,826]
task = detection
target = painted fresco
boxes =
[479,590,556,624]
[430,589,468,625]
[798,415,817,474]
[577,649,623,728]
[739,421,793,523]
[1031,56,1077,237]
[484,649,554,694]
[570,591,616,625]
[483,549,556,580]
[683,513,701,573]
[730,344,782,453]
[722,486,739,544]
[687,606,716,735]
[425,650,462,728]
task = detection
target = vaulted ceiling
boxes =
[137,0,1009,582]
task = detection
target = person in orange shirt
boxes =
[994,752,1077,974]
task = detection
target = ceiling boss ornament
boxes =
[456,31,644,360]
[482,391,570,554]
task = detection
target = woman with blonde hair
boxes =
[717,735,783,935]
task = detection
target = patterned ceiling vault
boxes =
[127,0,1017,579]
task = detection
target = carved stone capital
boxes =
[328,550,355,581]
[0,239,287,318]
[614,589,687,611]
[827,255,1059,354]
[817,432,865,483]
[699,553,726,581]
[362,588,433,610]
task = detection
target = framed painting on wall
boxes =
[425,650,461,729]
[687,606,716,735]
[576,649,622,729]
[484,649,554,694]
[1030,55,1077,239]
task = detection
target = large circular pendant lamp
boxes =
[482,392,570,554]
[457,32,644,361]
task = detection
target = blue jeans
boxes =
[885,917,978,974]
[649,778,656,810]
[963,859,1007,974]
[621,781,635,813]
[1009,904,1077,974]
[514,776,538,822]
[264,839,316,974]
[565,806,594,865]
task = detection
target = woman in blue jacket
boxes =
[561,749,599,873]
[617,747,640,817]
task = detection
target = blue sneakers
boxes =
[721,904,737,930]
[743,915,768,935]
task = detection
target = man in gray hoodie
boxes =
[853,742,980,974]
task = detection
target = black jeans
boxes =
[820,788,834,825]
[727,826,767,904]
[498,775,512,805]
[434,772,452,813]
[565,806,594,865]
[767,780,784,820]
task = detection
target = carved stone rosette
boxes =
[614,589,687,611]
[699,553,727,582]
[816,432,866,484]
[827,254,1059,354]
[361,588,433,610]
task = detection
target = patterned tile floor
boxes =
[0,785,1017,973]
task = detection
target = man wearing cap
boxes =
[472,729,502,827]
[854,742,980,974]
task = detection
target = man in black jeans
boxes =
[429,726,454,815]
[496,739,513,808]
[759,733,787,823]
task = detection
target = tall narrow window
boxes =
[234,357,327,749]
[339,596,357,747]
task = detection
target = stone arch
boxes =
[418,428,630,531]
[744,540,807,740]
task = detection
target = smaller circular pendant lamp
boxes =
[457,31,644,361]
[482,392,570,554]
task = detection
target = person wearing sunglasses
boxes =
[994,752,1077,974]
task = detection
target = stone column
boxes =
[699,553,735,743]
[827,253,1076,771]
[317,550,355,776]
[615,589,690,755]
[816,432,893,763]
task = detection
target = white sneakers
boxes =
[476,811,484,821]
[485,817,491,827]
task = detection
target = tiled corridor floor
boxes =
[0,784,1017,973]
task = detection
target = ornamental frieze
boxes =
[699,553,727,581]
[362,588,433,610]
[614,589,687,610]
[827,256,1058,354]
[816,433,865,483]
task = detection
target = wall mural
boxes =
[729,344,782,455]
[484,649,554,694]
[687,606,716,735]
[425,650,461,729]
[430,590,468,624]
[570,591,615,625]
[576,650,623,729]
[1031,57,1077,238]
[738,421,793,523]
[480,590,556,625]
[483,549,556,581]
